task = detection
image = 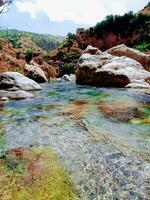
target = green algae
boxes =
[35,115,51,122]
[47,91,59,96]
[32,104,56,111]
[85,91,108,102]
[138,106,150,117]
[130,106,150,125]
[0,147,78,200]
[0,108,23,119]
[0,123,6,157]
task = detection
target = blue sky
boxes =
[0,0,149,36]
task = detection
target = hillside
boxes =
[0,29,65,53]
[140,2,150,15]
[76,4,150,52]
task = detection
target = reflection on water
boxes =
[0,82,150,200]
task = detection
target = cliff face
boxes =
[77,30,145,51]
[0,39,25,73]
[77,5,150,51]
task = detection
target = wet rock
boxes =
[0,97,9,101]
[62,74,76,82]
[0,90,34,99]
[0,96,9,106]
[107,44,150,71]
[24,64,48,83]
[62,74,72,81]
[76,45,150,88]
[0,72,42,91]
[126,81,150,88]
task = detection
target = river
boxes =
[0,81,150,200]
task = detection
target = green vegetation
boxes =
[138,106,150,117]
[47,91,59,96]
[67,32,77,40]
[60,63,75,75]
[87,12,150,48]
[133,41,150,52]
[0,29,21,48]
[86,91,108,102]
[25,48,35,62]
[0,29,65,51]
[0,43,3,50]
[0,147,78,200]
[130,106,150,125]
[54,34,81,63]
[48,33,81,75]
[32,104,56,110]
[60,37,74,49]
[89,12,150,37]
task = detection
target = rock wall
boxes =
[76,29,149,51]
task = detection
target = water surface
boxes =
[0,82,150,200]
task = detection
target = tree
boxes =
[67,32,77,40]
[0,0,12,13]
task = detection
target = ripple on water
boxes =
[0,82,150,199]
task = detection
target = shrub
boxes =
[133,41,150,52]
[88,12,150,39]
[0,43,3,50]
[60,63,74,76]
[43,54,50,61]
[10,39,21,48]
[67,32,77,40]
[60,39,73,49]
[25,48,34,62]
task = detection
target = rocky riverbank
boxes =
[76,45,150,88]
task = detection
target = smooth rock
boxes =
[107,44,150,71]
[0,90,34,99]
[76,46,150,88]
[62,74,76,82]
[0,72,42,91]
[24,64,48,83]
[0,96,9,106]
[1,97,9,101]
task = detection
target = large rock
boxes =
[0,72,41,91]
[83,45,102,55]
[62,74,76,82]
[107,44,150,71]
[76,46,150,88]
[0,90,34,100]
[24,64,48,83]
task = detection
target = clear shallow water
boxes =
[0,82,150,200]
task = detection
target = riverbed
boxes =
[0,81,150,200]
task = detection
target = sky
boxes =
[0,0,149,36]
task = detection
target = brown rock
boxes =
[99,101,141,122]
[0,39,25,73]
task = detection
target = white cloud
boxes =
[15,0,149,25]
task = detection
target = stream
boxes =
[0,81,150,200]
